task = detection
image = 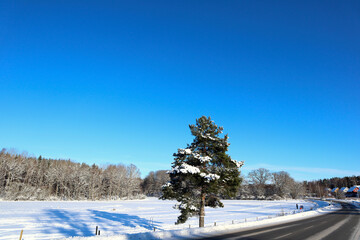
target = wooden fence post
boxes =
[19,230,23,240]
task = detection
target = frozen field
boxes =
[0,198,322,240]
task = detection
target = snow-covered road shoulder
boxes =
[331,199,360,208]
[64,200,340,240]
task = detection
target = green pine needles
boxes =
[160,116,244,227]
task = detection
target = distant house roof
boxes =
[348,186,360,193]
[331,187,339,193]
[339,187,348,193]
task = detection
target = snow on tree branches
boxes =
[160,116,244,227]
[169,162,201,174]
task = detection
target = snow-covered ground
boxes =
[331,198,360,208]
[0,198,334,240]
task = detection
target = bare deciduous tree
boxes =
[247,168,271,197]
[0,149,143,200]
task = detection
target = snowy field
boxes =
[0,198,327,240]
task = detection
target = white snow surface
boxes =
[331,198,360,208]
[0,198,337,240]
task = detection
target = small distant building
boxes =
[331,187,339,193]
[339,187,349,193]
[345,186,360,198]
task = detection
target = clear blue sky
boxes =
[0,1,359,181]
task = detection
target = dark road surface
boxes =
[197,202,360,240]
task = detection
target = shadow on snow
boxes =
[38,209,161,238]
[39,209,93,238]
[89,209,161,230]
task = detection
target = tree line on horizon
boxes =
[304,175,360,198]
[143,167,360,200]
[0,148,142,200]
[1,147,359,201]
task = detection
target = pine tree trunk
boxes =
[199,192,205,227]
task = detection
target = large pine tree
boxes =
[161,116,244,227]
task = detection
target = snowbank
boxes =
[331,199,360,208]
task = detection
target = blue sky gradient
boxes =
[0,1,359,180]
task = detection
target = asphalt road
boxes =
[197,202,360,240]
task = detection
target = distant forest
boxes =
[1,148,359,200]
[0,148,167,200]
[236,168,359,200]
[304,175,360,197]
